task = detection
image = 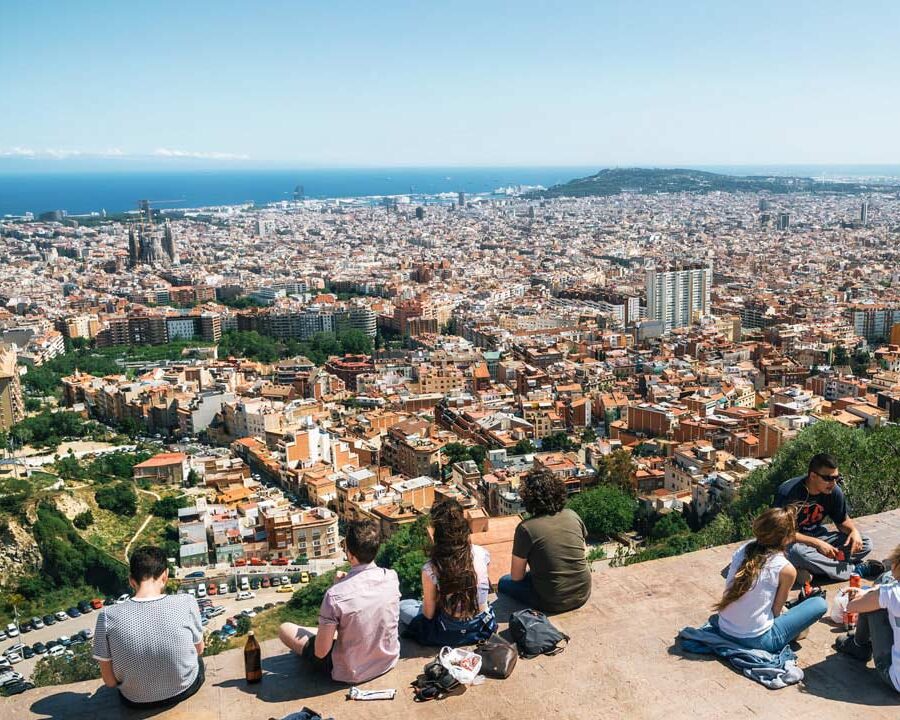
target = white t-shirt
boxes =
[717,542,790,639]
[423,544,491,615]
[877,582,900,692]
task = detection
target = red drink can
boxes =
[849,573,861,588]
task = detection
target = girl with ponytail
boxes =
[714,507,827,653]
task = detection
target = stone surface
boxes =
[14,510,900,720]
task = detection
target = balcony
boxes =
[10,510,900,719]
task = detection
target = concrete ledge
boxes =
[14,510,900,720]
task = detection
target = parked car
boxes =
[90,598,103,610]
[66,608,81,618]
[0,680,34,696]
[276,583,293,594]
[207,606,225,618]
[42,614,56,627]
[270,577,280,587]
[21,647,34,660]
[249,558,265,566]
[48,645,65,658]
[218,583,228,595]
[300,571,310,584]
[4,644,25,658]
[116,594,130,603]
[57,636,71,647]
[103,597,116,606]
[272,557,289,566]
[32,642,47,656]
[261,578,270,589]
[81,628,94,640]
[55,611,68,622]
[31,617,44,630]
[196,584,207,599]
[0,670,24,685]
[263,602,275,610]
[236,591,255,601]
[0,632,6,642]
[253,605,264,613]
[207,584,217,596]
[185,571,206,579]
[76,601,92,614]
[233,558,247,567]
[5,653,21,665]
[187,588,196,597]
[249,579,260,590]
[240,609,257,618]
[19,622,32,634]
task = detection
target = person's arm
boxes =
[188,598,205,656]
[836,517,864,555]
[97,659,118,688]
[314,621,337,658]
[772,563,797,616]
[846,587,882,614]
[793,531,840,558]
[422,568,438,619]
[510,555,528,582]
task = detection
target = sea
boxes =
[1,164,899,217]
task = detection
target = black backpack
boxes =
[508,609,570,658]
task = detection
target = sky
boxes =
[2,0,900,170]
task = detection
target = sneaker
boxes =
[854,559,886,579]
[835,633,872,662]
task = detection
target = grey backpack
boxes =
[508,609,570,658]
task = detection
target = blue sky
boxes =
[2,1,900,169]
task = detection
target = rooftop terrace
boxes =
[14,510,900,720]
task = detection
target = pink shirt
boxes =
[318,562,400,683]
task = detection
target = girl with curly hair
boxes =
[399,498,497,646]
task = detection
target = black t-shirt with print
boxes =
[773,475,848,535]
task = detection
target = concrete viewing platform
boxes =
[14,510,900,720]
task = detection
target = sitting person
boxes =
[836,543,900,694]
[498,468,591,614]
[773,453,884,581]
[279,519,400,683]
[399,498,497,646]
[93,545,205,709]
[712,507,827,652]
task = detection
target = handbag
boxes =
[475,633,518,679]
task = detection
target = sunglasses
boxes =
[815,472,843,484]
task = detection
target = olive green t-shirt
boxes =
[512,508,592,614]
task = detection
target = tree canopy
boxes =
[567,485,637,538]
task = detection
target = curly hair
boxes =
[429,498,479,619]
[519,468,567,517]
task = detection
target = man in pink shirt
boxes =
[278,519,400,683]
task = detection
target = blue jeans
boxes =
[497,573,539,607]
[714,595,828,654]
[399,599,496,647]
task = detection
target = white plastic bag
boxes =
[438,646,483,685]
[830,588,851,624]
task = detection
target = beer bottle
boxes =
[244,631,262,684]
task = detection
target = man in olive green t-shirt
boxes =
[500,502,592,614]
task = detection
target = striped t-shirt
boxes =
[93,594,203,704]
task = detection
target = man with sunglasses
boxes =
[773,453,885,581]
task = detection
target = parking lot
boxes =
[1,584,292,682]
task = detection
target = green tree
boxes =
[151,495,187,520]
[185,468,200,488]
[649,512,689,541]
[567,485,637,538]
[73,510,94,529]
[512,439,536,456]
[236,615,252,635]
[540,432,574,452]
[441,443,471,467]
[55,455,86,481]
[581,427,597,444]
[32,642,101,687]
[95,482,137,516]
[338,328,373,356]
[832,345,850,367]
[375,516,430,598]
[593,449,635,491]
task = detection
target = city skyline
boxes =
[4,1,900,169]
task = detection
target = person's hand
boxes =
[844,529,864,556]
[815,539,840,559]
[334,570,347,582]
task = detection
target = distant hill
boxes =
[532,167,894,198]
